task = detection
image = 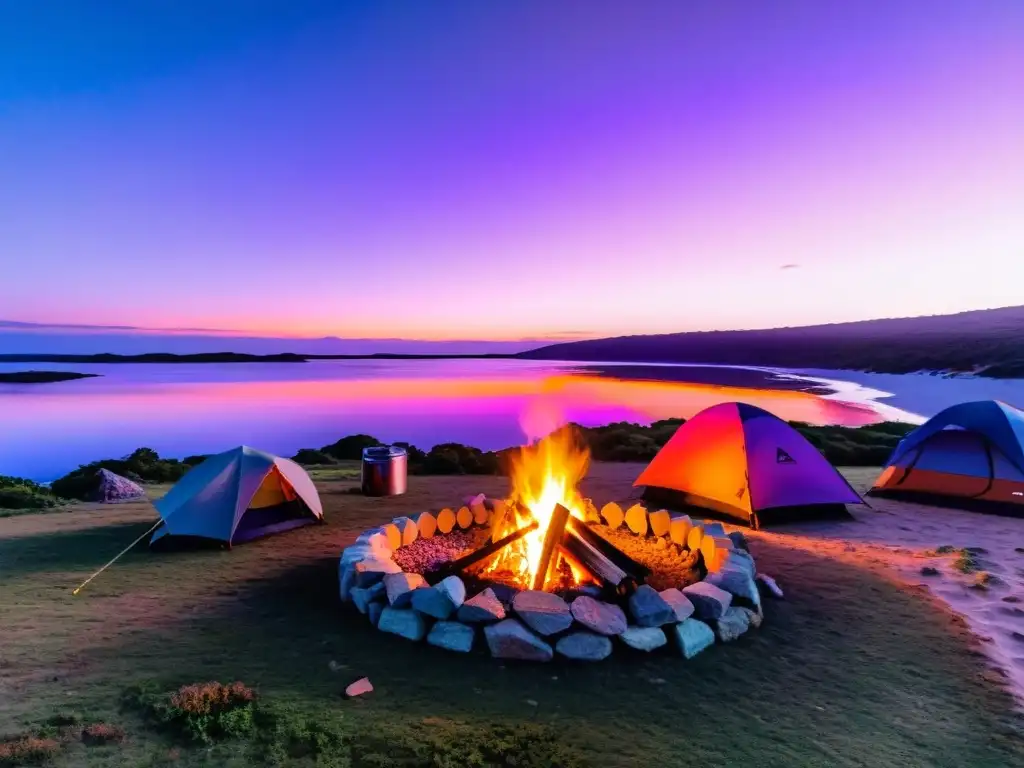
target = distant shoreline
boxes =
[0,370,99,384]
[0,352,520,364]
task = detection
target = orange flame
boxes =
[486,425,592,589]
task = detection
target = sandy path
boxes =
[745,481,1024,709]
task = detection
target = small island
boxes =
[0,370,100,384]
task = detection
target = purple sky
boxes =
[1,2,1022,343]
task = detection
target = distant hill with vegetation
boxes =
[518,305,1024,378]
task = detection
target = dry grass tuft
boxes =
[0,735,61,766]
[81,722,128,746]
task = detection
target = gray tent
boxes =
[94,468,146,503]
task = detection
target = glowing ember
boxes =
[486,426,592,589]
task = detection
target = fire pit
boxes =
[338,429,767,661]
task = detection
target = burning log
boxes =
[559,532,637,596]
[566,517,651,581]
[429,520,539,583]
[532,503,572,591]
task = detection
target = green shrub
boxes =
[51,448,190,500]
[320,434,381,460]
[0,476,58,510]
[125,681,256,745]
[292,448,336,465]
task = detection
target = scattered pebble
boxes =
[345,677,373,698]
[525,699,538,707]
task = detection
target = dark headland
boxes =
[0,370,100,384]
[2,305,1021,378]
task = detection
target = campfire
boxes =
[430,428,650,596]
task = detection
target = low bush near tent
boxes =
[0,476,58,512]
[125,681,257,745]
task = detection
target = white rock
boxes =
[757,573,784,599]
[383,572,426,607]
[570,596,627,636]
[341,543,389,567]
[484,618,553,661]
[427,621,475,653]
[682,581,732,620]
[737,606,763,629]
[413,511,437,539]
[555,631,613,661]
[367,601,384,627]
[457,588,506,623]
[673,618,715,658]
[619,626,668,652]
[378,607,428,642]
[659,588,695,622]
[381,522,402,550]
[701,522,727,538]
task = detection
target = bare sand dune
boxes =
[756,467,1024,709]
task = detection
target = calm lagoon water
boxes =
[0,359,913,481]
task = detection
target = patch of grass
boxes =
[0,735,61,766]
[920,566,940,576]
[1,467,1023,767]
[952,549,982,574]
[929,545,957,555]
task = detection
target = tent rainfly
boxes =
[869,400,1024,515]
[634,402,864,527]
[152,446,324,547]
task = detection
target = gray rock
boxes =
[457,588,506,623]
[628,585,676,627]
[383,572,426,607]
[619,626,668,652]
[701,522,727,538]
[757,573,784,599]
[659,588,695,622]
[555,631,613,661]
[570,596,627,636]
[726,550,757,576]
[338,564,356,602]
[707,566,761,609]
[673,618,716,658]
[351,581,385,613]
[411,575,466,619]
[727,531,749,551]
[484,618,554,661]
[682,582,732,620]
[427,621,475,653]
[737,606,762,629]
[489,583,520,607]
[378,607,428,641]
[715,606,751,642]
[354,557,402,587]
[513,591,573,636]
[367,601,384,627]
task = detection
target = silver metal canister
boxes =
[360,445,408,496]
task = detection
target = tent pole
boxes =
[72,519,163,596]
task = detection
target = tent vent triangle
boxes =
[776,447,796,464]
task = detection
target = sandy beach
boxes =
[751,467,1024,709]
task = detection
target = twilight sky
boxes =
[1,1,1023,343]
